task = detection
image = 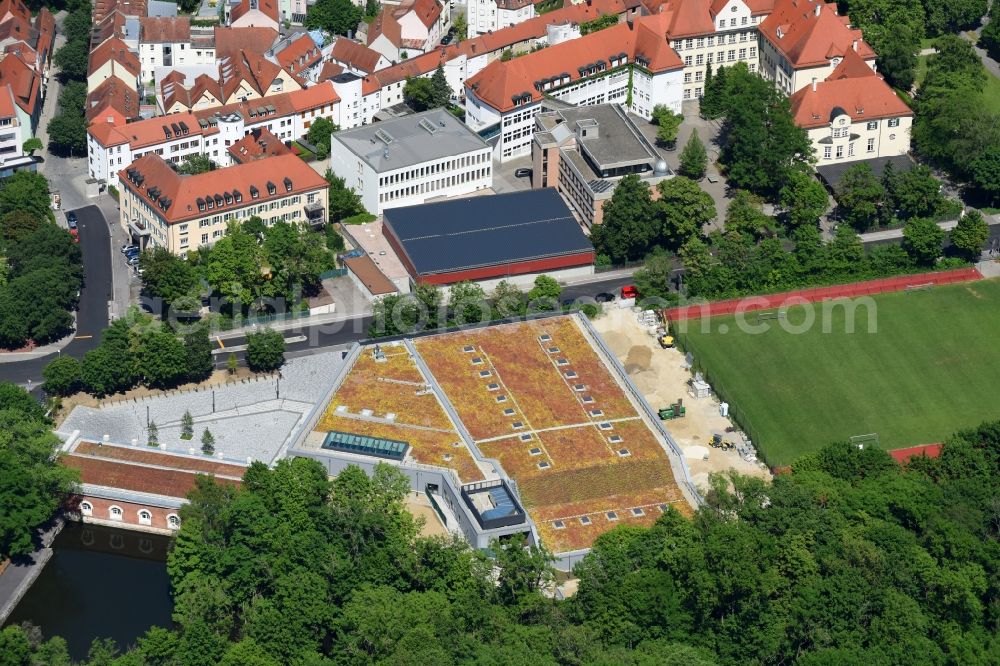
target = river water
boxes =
[5,522,174,660]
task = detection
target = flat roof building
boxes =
[327,107,492,215]
[532,103,672,227]
[382,188,594,288]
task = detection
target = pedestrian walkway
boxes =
[0,519,64,624]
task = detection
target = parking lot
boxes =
[491,154,535,193]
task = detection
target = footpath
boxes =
[0,518,65,624]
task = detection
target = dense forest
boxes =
[3,418,998,665]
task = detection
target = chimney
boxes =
[811,77,817,92]
[852,39,858,51]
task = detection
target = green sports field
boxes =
[680,278,1000,465]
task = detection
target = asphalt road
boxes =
[209,275,640,368]
[0,205,110,387]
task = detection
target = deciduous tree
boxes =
[836,163,885,230]
[590,174,659,262]
[657,176,715,248]
[902,216,945,265]
[779,169,829,228]
[949,210,989,260]
[678,131,708,180]
[42,355,81,396]
[246,328,285,372]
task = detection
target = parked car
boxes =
[121,244,138,255]
[621,285,638,299]
[514,167,532,178]
[127,254,140,266]
[595,292,615,303]
[66,211,77,229]
[69,228,79,243]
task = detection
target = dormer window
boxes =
[283,177,292,192]
[267,181,276,195]
[250,185,259,199]
[224,193,233,205]
[206,197,213,209]
[197,197,206,211]
[233,190,242,203]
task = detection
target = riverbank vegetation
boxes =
[5,416,997,663]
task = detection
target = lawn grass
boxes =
[680,279,1000,465]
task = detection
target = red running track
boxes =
[665,267,984,321]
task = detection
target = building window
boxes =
[684,72,692,83]
[848,142,855,157]
[80,501,93,516]
[867,138,876,152]
[109,505,123,521]
[888,118,900,127]
[867,120,878,130]
[138,510,152,525]
[823,146,831,159]
[739,48,746,59]
[836,145,844,158]
[167,514,180,529]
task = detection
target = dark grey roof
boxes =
[816,155,914,190]
[383,189,593,277]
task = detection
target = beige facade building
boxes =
[757,0,875,94]
[118,153,329,254]
[789,50,912,165]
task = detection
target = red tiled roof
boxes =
[231,0,279,24]
[92,11,129,45]
[662,0,716,38]
[84,76,140,122]
[160,49,294,111]
[466,15,682,113]
[331,37,386,74]
[887,444,941,464]
[227,126,291,163]
[0,0,31,24]
[318,59,344,80]
[93,0,148,24]
[107,111,202,149]
[139,16,191,43]
[394,0,443,30]
[64,454,241,499]
[368,9,402,48]
[709,0,775,16]
[0,52,38,116]
[758,0,874,69]
[213,26,278,57]
[88,37,140,79]
[0,82,16,118]
[118,153,328,225]
[826,45,874,80]
[789,55,911,129]
[274,34,322,74]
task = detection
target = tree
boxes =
[779,169,829,228]
[892,165,944,220]
[949,210,989,261]
[526,275,561,311]
[925,0,987,36]
[719,63,812,196]
[53,38,88,81]
[491,280,525,319]
[403,76,446,112]
[177,154,216,175]
[847,0,923,90]
[448,281,490,325]
[81,342,136,397]
[205,224,264,305]
[365,0,380,16]
[201,429,215,456]
[0,170,54,223]
[430,65,452,107]
[452,12,467,42]
[580,13,618,35]
[590,174,659,262]
[46,111,87,157]
[836,163,885,230]
[305,0,363,36]
[657,176,715,249]
[0,386,78,558]
[967,145,1000,203]
[22,137,42,154]
[184,325,214,383]
[181,410,195,440]
[148,420,159,446]
[305,117,338,159]
[42,355,81,396]
[981,7,1000,60]
[246,329,285,372]
[902,216,945,265]
[139,327,189,389]
[140,247,198,304]
[700,64,727,119]
[62,5,94,44]
[325,170,365,221]
[632,254,676,302]
[678,131,708,180]
[325,224,345,252]
[654,106,683,149]
[725,190,774,238]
